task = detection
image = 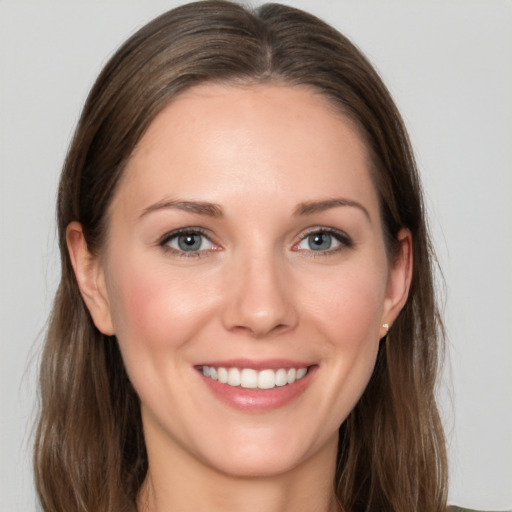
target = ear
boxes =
[66,221,115,335]
[380,228,413,337]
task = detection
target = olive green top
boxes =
[448,507,510,512]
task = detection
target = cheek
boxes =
[105,264,218,411]
[313,269,385,407]
[302,263,387,348]
[105,261,216,363]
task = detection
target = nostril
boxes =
[220,261,299,337]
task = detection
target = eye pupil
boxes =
[308,232,331,250]
[178,233,202,251]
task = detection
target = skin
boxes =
[68,83,412,512]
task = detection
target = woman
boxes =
[34,1,448,511]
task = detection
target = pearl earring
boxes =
[382,323,389,334]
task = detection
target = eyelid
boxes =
[292,226,353,252]
[158,227,219,256]
[159,226,207,244]
[157,225,352,257]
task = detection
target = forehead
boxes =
[132,82,365,161]
[114,83,378,218]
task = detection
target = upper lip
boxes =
[195,358,315,370]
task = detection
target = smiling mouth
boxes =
[199,366,310,390]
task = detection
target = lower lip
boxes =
[198,366,317,412]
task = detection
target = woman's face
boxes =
[72,83,411,479]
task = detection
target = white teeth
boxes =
[240,368,258,389]
[258,369,275,389]
[217,367,228,384]
[201,365,309,389]
[275,368,288,387]
[296,367,307,379]
[227,367,241,386]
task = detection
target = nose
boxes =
[221,251,298,338]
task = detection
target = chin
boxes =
[205,447,308,479]
[193,424,337,479]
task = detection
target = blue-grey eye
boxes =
[165,231,213,252]
[296,230,346,252]
[307,232,333,250]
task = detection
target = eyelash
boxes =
[293,227,353,256]
[159,227,215,258]
[158,227,353,258]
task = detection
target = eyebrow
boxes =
[139,197,370,221]
[294,198,371,222]
[139,199,223,219]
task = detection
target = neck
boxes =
[137,435,339,512]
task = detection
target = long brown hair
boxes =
[34,2,447,511]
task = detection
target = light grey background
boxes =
[1,1,511,510]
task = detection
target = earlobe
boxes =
[381,228,413,334]
[66,222,115,335]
